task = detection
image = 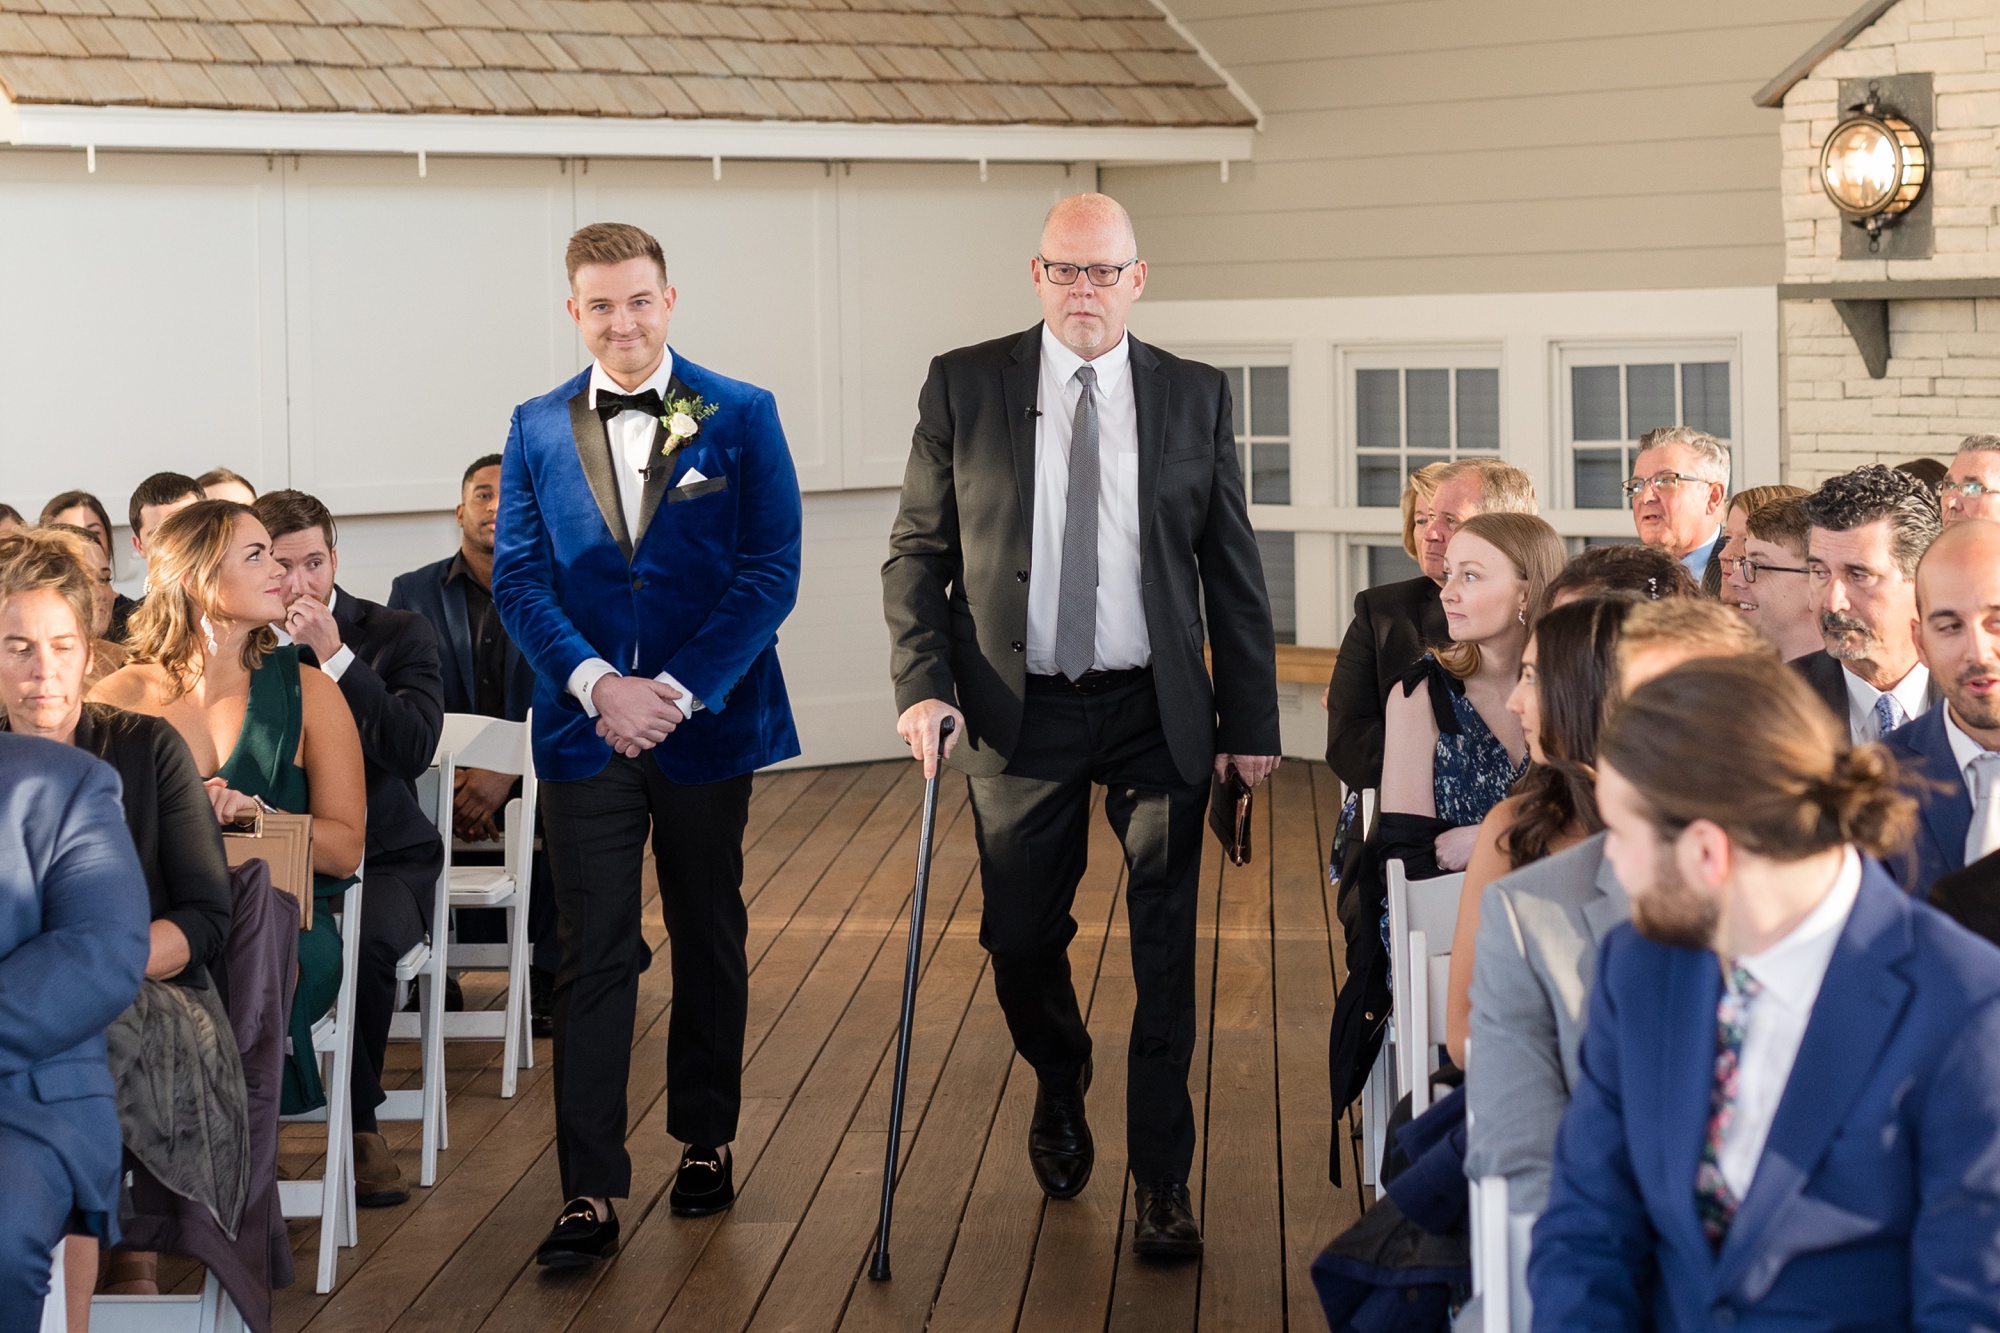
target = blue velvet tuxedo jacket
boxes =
[0,732,151,1240]
[1885,701,1971,901]
[492,354,802,785]
[1528,860,2000,1332]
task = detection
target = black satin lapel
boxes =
[1003,344,1039,541]
[1133,348,1169,551]
[569,390,632,560]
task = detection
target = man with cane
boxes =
[882,193,1280,1259]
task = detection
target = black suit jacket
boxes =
[1789,649,1941,744]
[304,587,445,866]
[882,325,1280,784]
[388,555,535,721]
[1323,575,1447,792]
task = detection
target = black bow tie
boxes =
[596,389,663,421]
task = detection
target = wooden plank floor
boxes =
[247,758,1360,1332]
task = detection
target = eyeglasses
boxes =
[1733,556,1809,584]
[1621,471,1717,502]
[1941,478,1997,499]
[1036,257,1139,287]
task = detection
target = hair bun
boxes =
[1813,744,1915,860]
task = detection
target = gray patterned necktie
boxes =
[1053,364,1100,682]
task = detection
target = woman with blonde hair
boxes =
[93,499,365,1120]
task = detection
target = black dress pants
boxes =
[538,755,753,1200]
[352,842,445,1134]
[965,672,1208,1187]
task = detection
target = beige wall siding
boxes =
[1109,0,1855,300]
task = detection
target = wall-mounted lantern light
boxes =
[1819,98,1929,249]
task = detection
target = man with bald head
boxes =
[1884,519,2000,897]
[884,193,1279,1259]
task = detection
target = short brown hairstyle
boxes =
[127,499,277,695]
[566,222,667,289]
[1435,456,1537,516]
[1746,494,1810,559]
[39,490,114,539]
[1600,655,1914,862]
[1545,543,1698,605]
[0,528,98,647]
[1728,483,1806,526]
[128,472,202,536]
[253,489,337,550]
[1615,598,1772,679]
[195,466,257,500]
[1433,511,1567,679]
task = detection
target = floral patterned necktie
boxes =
[1695,964,1761,1250]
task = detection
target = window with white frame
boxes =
[1347,349,1502,508]
[1220,362,1295,644]
[1560,346,1737,509]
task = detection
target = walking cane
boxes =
[869,715,954,1282]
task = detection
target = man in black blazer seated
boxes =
[256,489,445,1208]
[1322,456,1536,795]
[389,454,557,1032]
[883,193,1280,1260]
[1791,465,1941,743]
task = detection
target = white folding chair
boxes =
[279,876,364,1293]
[1386,858,1463,1118]
[39,1242,64,1333]
[1469,1173,1535,1333]
[380,763,452,1187]
[88,1270,246,1333]
[1349,789,1391,1192]
[426,713,539,1097]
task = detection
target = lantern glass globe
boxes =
[1822,118,1900,213]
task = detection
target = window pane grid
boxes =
[1222,362,1294,644]
[1354,365,1498,507]
[1568,359,1733,510]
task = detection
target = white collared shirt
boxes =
[1844,662,1930,743]
[273,587,354,682]
[1026,324,1149,675]
[1715,845,1863,1202]
[1943,705,2000,792]
[564,354,699,722]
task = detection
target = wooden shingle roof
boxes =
[0,0,1255,127]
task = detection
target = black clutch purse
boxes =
[1209,765,1253,866]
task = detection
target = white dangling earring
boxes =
[1517,607,1526,625]
[200,613,219,654]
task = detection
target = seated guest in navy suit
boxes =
[1886,518,2000,899]
[0,730,151,1329]
[1531,654,2000,1332]
[389,453,556,1031]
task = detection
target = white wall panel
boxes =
[577,159,843,492]
[282,155,573,516]
[0,151,282,537]
[836,161,1077,489]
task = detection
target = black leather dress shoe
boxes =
[536,1198,618,1268]
[669,1145,735,1216]
[1027,1058,1093,1199]
[1132,1181,1202,1260]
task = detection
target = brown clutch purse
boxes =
[1208,766,1253,867]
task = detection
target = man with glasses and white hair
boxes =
[1625,426,1732,595]
[1940,434,2000,527]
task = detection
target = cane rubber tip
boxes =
[869,1254,892,1281]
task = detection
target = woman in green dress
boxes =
[95,499,366,1115]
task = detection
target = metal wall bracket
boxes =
[1832,298,1890,378]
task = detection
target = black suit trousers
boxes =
[538,755,753,1200]
[351,843,445,1134]
[966,673,1208,1187]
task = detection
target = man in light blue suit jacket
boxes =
[0,732,151,1328]
[492,222,802,1267]
[1530,656,2000,1332]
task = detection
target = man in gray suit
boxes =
[1465,601,1773,1237]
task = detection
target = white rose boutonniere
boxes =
[660,393,719,454]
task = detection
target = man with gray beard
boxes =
[1791,465,1940,743]
[1886,519,2000,898]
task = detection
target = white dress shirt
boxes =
[1843,662,1930,743]
[564,354,699,722]
[1025,324,1149,676]
[1715,845,1863,1202]
[273,586,354,682]
[1944,705,1998,783]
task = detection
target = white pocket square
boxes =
[677,468,708,486]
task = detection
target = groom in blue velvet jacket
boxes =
[493,222,802,1268]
